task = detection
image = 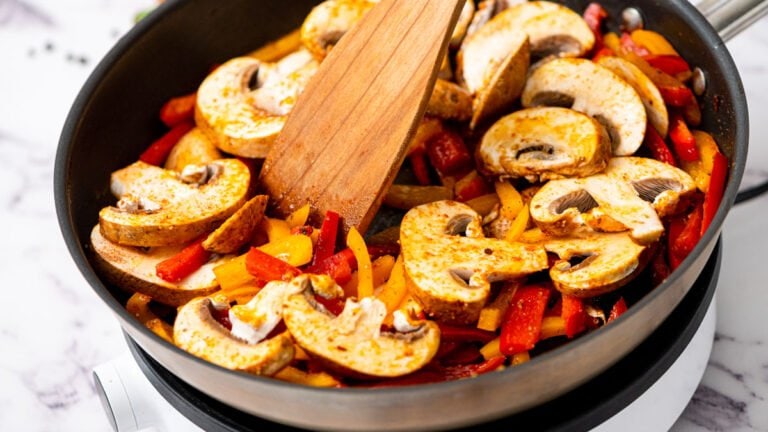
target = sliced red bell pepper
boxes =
[643,123,677,167]
[683,99,702,127]
[620,32,651,56]
[592,47,615,62]
[439,345,483,366]
[435,341,460,360]
[245,247,302,284]
[583,3,609,51]
[156,239,210,283]
[607,297,628,323]
[305,248,355,285]
[669,204,703,269]
[701,151,728,235]
[644,54,691,76]
[667,217,686,270]
[139,121,194,166]
[669,114,701,162]
[314,295,346,316]
[658,85,695,107]
[499,284,551,355]
[426,130,472,176]
[409,152,432,186]
[438,324,497,344]
[210,306,232,330]
[561,295,588,339]
[159,92,197,127]
[367,244,401,258]
[312,210,341,266]
[454,171,491,202]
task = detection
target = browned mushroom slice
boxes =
[300,0,378,61]
[164,127,223,172]
[426,79,473,122]
[478,107,612,182]
[400,200,548,324]
[203,195,268,254]
[597,56,669,138]
[529,174,664,244]
[174,297,294,375]
[522,58,647,156]
[282,275,441,378]
[90,226,229,306]
[100,159,250,247]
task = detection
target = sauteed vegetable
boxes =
[92,0,728,388]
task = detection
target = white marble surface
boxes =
[0,1,766,431]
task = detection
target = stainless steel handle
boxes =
[696,0,768,41]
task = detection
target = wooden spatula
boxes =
[259,0,466,234]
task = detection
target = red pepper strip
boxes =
[683,99,703,127]
[583,3,608,51]
[210,306,232,330]
[667,217,686,270]
[156,239,210,283]
[669,114,701,162]
[651,244,672,286]
[409,152,432,186]
[426,130,472,176]
[658,85,695,107]
[159,92,197,127]
[438,324,497,344]
[439,345,483,366]
[499,285,551,356]
[311,211,341,266]
[138,121,194,166]
[670,204,703,268]
[643,54,691,75]
[643,123,678,167]
[367,244,401,258]
[314,295,345,316]
[561,295,587,339]
[620,32,651,56]
[440,356,506,380]
[454,174,491,202]
[592,47,615,62]
[245,247,302,284]
[608,298,628,323]
[702,152,728,235]
[305,249,355,285]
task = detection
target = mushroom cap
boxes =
[174,297,294,375]
[521,58,647,156]
[282,275,441,378]
[100,159,250,247]
[250,58,319,117]
[605,156,697,218]
[426,79,473,122]
[300,0,377,61]
[401,200,548,324]
[597,56,669,138]
[195,57,286,158]
[478,107,612,182]
[164,127,223,172]
[90,226,227,306]
[529,173,664,244]
[541,230,647,297]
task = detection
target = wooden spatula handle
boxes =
[259,0,466,234]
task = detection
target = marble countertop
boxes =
[0,1,766,430]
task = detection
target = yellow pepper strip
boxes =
[540,316,567,340]
[603,32,621,52]
[286,204,311,228]
[273,366,341,388]
[477,281,520,331]
[465,193,500,217]
[213,285,262,304]
[343,255,396,298]
[375,255,408,314]
[258,234,314,267]
[495,181,523,220]
[505,204,530,242]
[248,29,302,62]
[213,255,255,291]
[294,345,310,361]
[347,227,374,298]
[480,337,502,361]
[631,29,679,56]
[511,351,531,366]
[145,318,174,343]
[262,218,291,242]
[680,131,720,193]
[126,293,158,323]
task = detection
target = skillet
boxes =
[54,0,760,430]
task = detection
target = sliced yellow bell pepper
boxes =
[540,316,567,340]
[262,218,291,242]
[495,181,523,220]
[248,29,302,62]
[347,227,373,298]
[631,29,679,56]
[145,318,174,343]
[213,255,254,291]
[480,337,502,361]
[603,32,621,52]
[511,351,531,366]
[465,193,500,217]
[343,255,396,298]
[258,234,314,267]
[505,204,530,242]
[375,255,407,314]
[681,130,720,193]
[273,366,341,388]
[286,204,311,228]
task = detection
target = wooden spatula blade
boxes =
[259,0,466,233]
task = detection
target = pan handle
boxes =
[695,0,768,41]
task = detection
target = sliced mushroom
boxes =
[174,297,294,375]
[478,107,612,182]
[449,0,477,49]
[456,18,530,129]
[100,159,249,247]
[522,58,647,156]
[250,58,319,117]
[400,200,548,324]
[522,229,648,297]
[605,157,697,218]
[426,79,473,122]
[90,226,229,306]
[164,127,223,172]
[597,56,669,137]
[300,0,377,61]
[195,57,286,158]
[203,195,268,254]
[529,174,664,244]
[282,275,441,378]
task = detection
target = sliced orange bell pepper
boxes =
[159,92,196,127]
[156,239,210,283]
[139,121,194,166]
[347,227,373,298]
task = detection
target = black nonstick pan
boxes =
[54,0,760,430]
